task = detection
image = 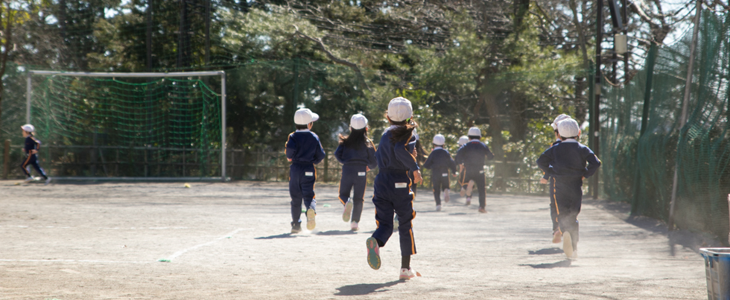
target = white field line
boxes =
[162,228,246,262]
[0,259,149,264]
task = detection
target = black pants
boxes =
[289,163,316,223]
[548,177,559,232]
[463,169,486,208]
[338,164,367,223]
[21,154,48,179]
[553,176,583,250]
[431,170,450,205]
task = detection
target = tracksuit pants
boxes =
[548,177,559,232]
[552,176,582,250]
[338,164,367,223]
[289,163,316,223]
[21,154,48,179]
[463,168,486,208]
[431,169,450,205]
[371,170,417,256]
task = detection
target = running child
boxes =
[537,119,601,259]
[423,134,456,211]
[286,108,326,233]
[455,127,494,212]
[20,124,51,184]
[335,114,377,231]
[456,135,474,198]
[541,113,572,243]
[366,97,423,280]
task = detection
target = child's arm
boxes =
[285,134,296,161]
[484,145,495,160]
[334,144,345,164]
[366,145,377,171]
[448,155,457,175]
[422,153,434,169]
[395,136,421,183]
[582,148,602,178]
[536,148,554,177]
[313,138,326,165]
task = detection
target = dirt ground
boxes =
[0,181,715,299]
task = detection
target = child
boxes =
[423,134,456,211]
[541,114,573,243]
[537,119,601,259]
[456,135,474,198]
[20,124,51,184]
[366,97,423,280]
[455,127,494,213]
[335,114,377,231]
[285,108,326,233]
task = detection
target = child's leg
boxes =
[301,166,317,212]
[289,167,304,223]
[20,155,32,178]
[371,195,395,246]
[338,169,355,206]
[394,195,417,257]
[29,156,48,179]
[476,173,487,209]
[432,176,441,206]
[443,175,450,203]
[351,174,367,223]
[549,178,559,232]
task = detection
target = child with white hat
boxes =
[285,108,326,233]
[454,127,494,212]
[423,134,456,211]
[456,135,474,197]
[541,113,573,243]
[335,114,377,231]
[20,124,51,184]
[536,118,601,259]
[365,97,423,280]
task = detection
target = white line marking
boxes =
[0,259,149,264]
[162,228,245,262]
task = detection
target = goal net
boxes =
[27,71,226,181]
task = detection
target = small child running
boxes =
[456,135,474,198]
[20,124,51,185]
[541,114,572,243]
[455,127,494,213]
[366,97,423,280]
[335,114,377,231]
[537,119,601,259]
[423,134,456,211]
[286,108,326,233]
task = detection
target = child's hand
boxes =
[287,158,292,162]
[366,167,370,171]
[540,178,548,184]
[31,150,38,155]
[413,170,423,184]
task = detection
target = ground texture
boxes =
[0,181,713,299]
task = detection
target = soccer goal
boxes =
[26,70,227,181]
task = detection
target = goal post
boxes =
[26,70,227,181]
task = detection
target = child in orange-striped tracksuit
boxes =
[20,124,51,185]
[335,114,377,231]
[537,119,601,259]
[541,114,572,244]
[286,108,326,233]
[455,127,494,213]
[423,134,456,211]
[366,97,423,280]
[456,136,474,198]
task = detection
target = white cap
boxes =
[387,97,413,122]
[294,108,319,125]
[350,114,368,130]
[551,114,572,130]
[21,124,35,132]
[458,135,469,146]
[432,134,445,146]
[557,119,581,138]
[468,127,481,137]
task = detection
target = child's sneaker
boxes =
[570,250,578,260]
[366,237,381,270]
[563,232,573,259]
[44,177,52,185]
[306,208,316,230]
[23,177,33,183]
[465,197,471,206]
[342,198,353,222]
[398,268,421,280]
[552,230,562,243]
[466,180,474,196]
[291,222,302,234]
[436,205,442,212]
[478,207,487,213]
[350,221,359,231]
[460,187,466,197]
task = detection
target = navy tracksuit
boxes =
[537,139,601,251]
[455,140,494,208]
[371,126,419,256]
[21,136,48,179]
[544,140,562,232]
[285,130,326,223]
[423,147,456,206]
[335,139,377,223]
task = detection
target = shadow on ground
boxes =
[254,233,299,240]
[335,281,401,296]
[520,260,572,269]
[528,247,563,255]
[316,230,357,236]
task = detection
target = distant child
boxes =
[541,114,572,243]
[335,114,377,231]
[20,124,51,184]
[366,97,423,280]
[537,119,601,259]
[456,135,474,198]
[423,134,456,211]
[455,127,494,213]
[286,108,326,233]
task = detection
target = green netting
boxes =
[29,75,222,177]
[601,10,730,242]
